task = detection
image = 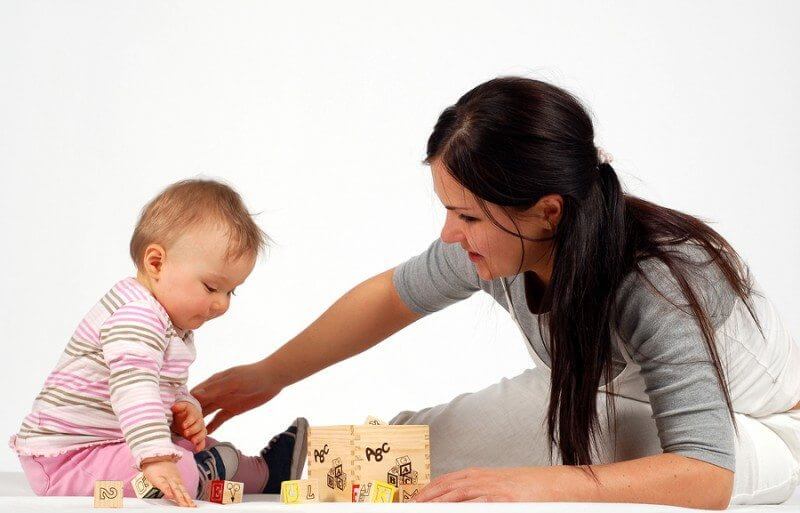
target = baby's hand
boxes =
[171,401,207,451]
[141,457,196,507]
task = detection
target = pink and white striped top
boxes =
[9,277,201,468]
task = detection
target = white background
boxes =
[1,1,798,472]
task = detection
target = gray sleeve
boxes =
[392,238,482,316]
[615,248,739,472]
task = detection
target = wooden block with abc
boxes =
[131,472,163,499]
[355,480,396,503]
[364,416,387,426]
[280,479,320,504]
[308,424,430,502]
[307,426,355,502]
[208,480,243,504]
[397,484,422,503]
[93,481,123,508]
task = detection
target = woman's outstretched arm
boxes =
[192,267,421,432]
[416,453,734,509]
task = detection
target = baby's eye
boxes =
[228,289,237,297]
[459,214,478,223]
[203,283,217,293]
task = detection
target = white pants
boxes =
[390,367,800,505]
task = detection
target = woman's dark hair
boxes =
[426,77,759,473]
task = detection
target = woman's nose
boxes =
[440,214,464,244]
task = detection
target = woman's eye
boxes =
[459,214,478,223]
[204,283,217,293]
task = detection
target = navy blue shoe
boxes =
[195,442,240,500]
[261,417,308,493]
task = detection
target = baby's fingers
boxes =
[183,419,204,437]
[192,435,206,451]
[172,480,196,508]
[153,476,176,503]
[161,478,194,508]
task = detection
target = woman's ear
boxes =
[530,194,563,230]
[142,244,166,281]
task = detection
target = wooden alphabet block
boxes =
[208,480,243,504]
[397,484,422,503]
[396,455,412,475]
[307,426,355,502]
[131,472,162,499]
[93,481,123,508]
[355,482,371,502]
[387,465,400,486]
[280,479,320,504]
[355,480,395,503]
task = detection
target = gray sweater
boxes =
[392,238,754,472]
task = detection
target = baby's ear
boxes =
[142,244,165,278]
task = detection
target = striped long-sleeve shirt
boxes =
[10,277,201,468]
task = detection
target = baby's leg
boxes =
[200,436,269,494]
[18,440,199,498]
[196,418,307,494]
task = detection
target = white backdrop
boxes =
[1,1,798,472]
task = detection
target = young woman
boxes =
[191,77,800,509]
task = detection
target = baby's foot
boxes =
[260,417,308,493]
[194,442,240,499]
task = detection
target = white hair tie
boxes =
[597,147,614,165]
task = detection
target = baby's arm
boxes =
[100,301,183,465]
[175,385,202,414]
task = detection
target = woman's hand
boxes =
[170,401,207,451]
[141,457,196,507]
[414,467,553,502]
[190,360,284,433]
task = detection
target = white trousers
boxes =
[390,367,800,505]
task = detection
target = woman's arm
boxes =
[261,267,422,388]
[417,453,734,509]
[540,453,734,509]
[192,268,422,431]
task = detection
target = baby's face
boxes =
[150,225,256,331]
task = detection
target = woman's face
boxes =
[431,159,560,282]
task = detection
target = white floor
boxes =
[1,472,799,512]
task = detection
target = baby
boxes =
[10,179,307,507]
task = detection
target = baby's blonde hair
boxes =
[130,178,269,271]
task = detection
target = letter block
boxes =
[281,479,320,504]
[131,472,162,499]
[93,481,123,508]
[209,480,243,504]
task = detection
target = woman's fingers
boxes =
[190,373,228,407]
[206,409,235,434]
[413,470,472,502]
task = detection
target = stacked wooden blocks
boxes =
[306,419,430,502]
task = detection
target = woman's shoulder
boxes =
[616,241,748,333]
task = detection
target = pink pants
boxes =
[17,436,268,498]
